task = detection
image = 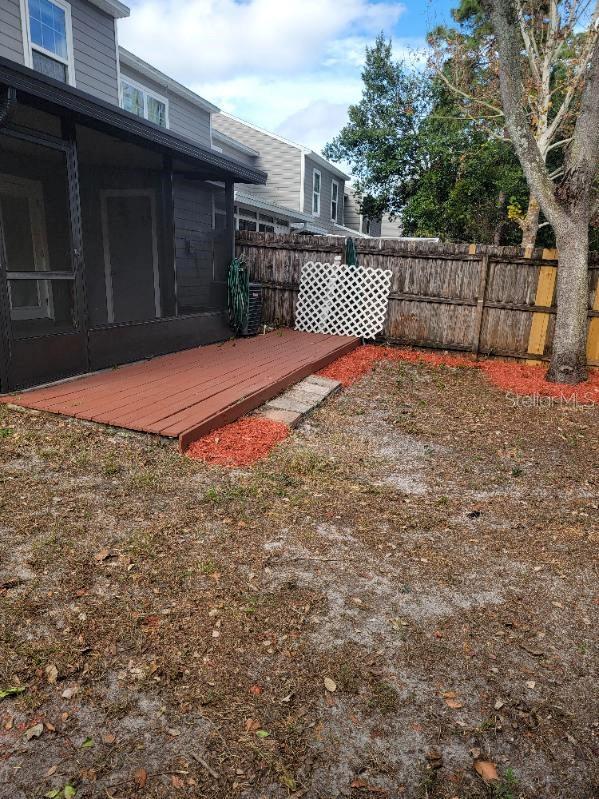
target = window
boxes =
[312,169,321,216]
[22,0,75,85]
[120,79,169,128]
[331,179,339,222]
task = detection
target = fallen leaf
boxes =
[45,664,58,685]
[94,548,111,562]
[494,698,505,710]
[249,684,263,696]
[255,729,270,738]
[244,718,260,732]
[64,784,77,799]
[45,765,58,777]
[24,723,44,740]
[134,768,148,788]
[0,686,26,700]
[81,737,94,749]
[171,775,185,788]
[324,677,337,693]
[102,732,116,744]
[166,728,181,737]
[474,760,499,782]
[525,680,536,689]
[62,686,79,700]
[445,698,464,709]
[44,790,61,799]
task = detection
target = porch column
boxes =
[225,179,235,265]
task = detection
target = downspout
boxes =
[0,87,17,129]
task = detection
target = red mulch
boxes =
[186,417,289,467]
[318,344,599,404]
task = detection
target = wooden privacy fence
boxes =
[236,232,599,366]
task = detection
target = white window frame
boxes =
[20,0,76,86]
[312,169,321,217]
[120,77,170,129]
[331,179,339,222]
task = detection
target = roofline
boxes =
[119,48,220,114]
[213,129,259,157]
[89,0,130,19]
[234,190,315,222]
[0,57,266,185]
[217,110,350,180]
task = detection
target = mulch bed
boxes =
[187,345,598,466]
[186,416,289,466]
[318,344,599,404]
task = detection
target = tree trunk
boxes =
[521,196,540,249]
[547,216,589,384]
[493,191,506,245]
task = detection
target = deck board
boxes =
[1,330,358,450]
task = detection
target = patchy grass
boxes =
[0,358,597,798]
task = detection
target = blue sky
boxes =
[119,1,455,154]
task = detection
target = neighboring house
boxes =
[0,0,265,392]
[211,112,354,236]
[381,214,404,238]
[343,187,382,238]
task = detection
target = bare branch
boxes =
[434,65,504,117]
[546,137,573,153]
[565,17,599,181]
[482,0,564,224]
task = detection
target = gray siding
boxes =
[213,139,256,166]
[0,0,24,64]
[120,63,212,146]
[344,190,382,237]
[212,114,301,211]
[0,0,119,104]
[71,0,119,103]
[303,156,345,233]
[381,214,403,238]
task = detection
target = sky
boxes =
[119,1,455,156]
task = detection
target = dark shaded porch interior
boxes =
[0,60,266,392]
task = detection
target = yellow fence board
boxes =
[527,265,557,357]
[586,279,599,362]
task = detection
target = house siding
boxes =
[213,139,256,166]
[344,190,382,237]
[381,214,403,237]
[0,0,24,64]
[71,0,119,103]
[120,62,212,147]
[0,0,120,104]
[303,156,345,233]
[212,114,301,211]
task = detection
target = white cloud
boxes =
[120,0,405,83]
[119,1,413,159]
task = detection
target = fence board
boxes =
[236,232,599,366]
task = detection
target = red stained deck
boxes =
[1,329,358,450]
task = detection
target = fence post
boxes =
[472,251,490,357]
[586,276,599,363]
[526,248,557,363]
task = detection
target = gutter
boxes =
[0,86,16,129]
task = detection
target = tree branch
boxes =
[434,67,504,117]
[482,0,564,225]
[564,4,599,182]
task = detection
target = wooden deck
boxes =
[1,330,358,450]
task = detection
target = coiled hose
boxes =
[227,257,249,335]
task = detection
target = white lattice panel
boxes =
[295,261,393,339]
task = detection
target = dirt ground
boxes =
[0,355,597,799]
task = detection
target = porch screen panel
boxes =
[174,177,223,315]
[0,134,76,338]
[76,126,174,327]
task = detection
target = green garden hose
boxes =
[345,237,358,267]
[228,257,249,335]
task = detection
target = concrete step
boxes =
[254,374,341,427]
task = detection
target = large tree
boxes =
[324,36,528,244]
[482,0,599,383]
[430,0,597,249]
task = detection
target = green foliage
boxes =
[324,36,529,243]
